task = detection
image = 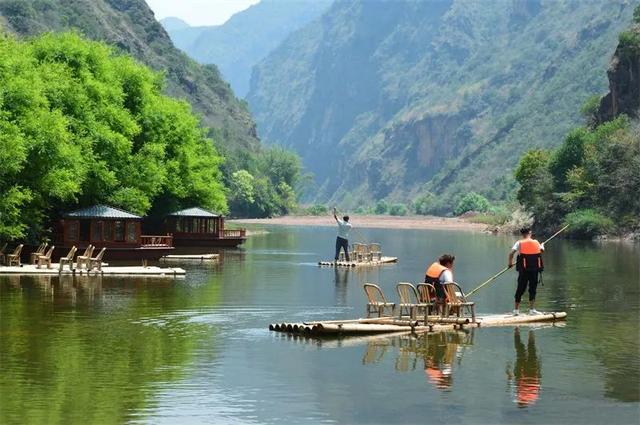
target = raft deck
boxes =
[318,256,398,267]
[0,264,186,277]
[270,312,567,336]
[160,253,219,262]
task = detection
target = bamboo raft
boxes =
[160,253,219,262]
[318,256,398,267]
[0,264,186,277]
[269,312,567,336]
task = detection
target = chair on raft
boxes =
[396,282,431,320]
[6,244,23,266]
[88,247,107,271]
[352,243,369,262]
[36,246,55,269]
[416,283,439,316]
[76,245,94,269]
[363,283,396,317]
[368,243,382,261]
[442,282,476,323]
[59,246,77,271]
[30,242,48,265]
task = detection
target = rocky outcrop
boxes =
[597,24,640,123]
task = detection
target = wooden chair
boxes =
[30,242,48,265]
[442,282,476,323]
[0,242,7,264]
[59,246,77,271]
[363,283,396,317]
[89,247,107,271]
[6,244,23,266]
[417,283,438,316]
[76,245,94,269]
[397,282,433,321]
[36,245,55,269]
[352,243,368,262]
[368,243,382,261]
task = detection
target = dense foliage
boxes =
[0,32,227,240]
[248,0,635,209]
[515,117,640,237]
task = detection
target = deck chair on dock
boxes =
[442,282,476,323]
[396,283,430,319]
[89,247,107,271]
[6,244,23,266]
[59,246,77,271]
[36,246,55,269]
[368,243,382,261]
[30,242,48,265]
[364,283,396,317]
[0,243,7,264]
[76,245,94,269]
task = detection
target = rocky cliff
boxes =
[248,0,636,210]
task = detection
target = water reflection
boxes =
[362,330,475,390]
[506,328,541,408]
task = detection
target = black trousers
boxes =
[335,237,350,261]
[515,270,539,303]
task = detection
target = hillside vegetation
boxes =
[248,0,636,214]
[516,10,640,238]
[0,32,226,240]
[0,0,305,219]
[162,0,331,97]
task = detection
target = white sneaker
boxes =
[512,309,519,316]
[529,309,540,315]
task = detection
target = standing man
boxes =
[508,227,545,315]
[424,254,455,311]
[333,208,352,262]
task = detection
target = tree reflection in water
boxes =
[506,327,541,408]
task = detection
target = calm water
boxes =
[1,226,639,424]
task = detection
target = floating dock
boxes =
[160,253,219,262]
[318,256,398,267]
[0,264,186,277]
[269,312,567,336]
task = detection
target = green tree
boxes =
[454,192,490,216]
[0,32,227,240]
[413,192,436,215]
[389,203,408,216]
[374,200,389,215]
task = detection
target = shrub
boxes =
[564,209,614,238]
[305,204,328,215]
[454,192,490,216]
[413,192,436,215]
[389,203,408,216]
[374,200,389,215]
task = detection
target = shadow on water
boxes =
[507,328,541,408]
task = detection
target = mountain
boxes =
[247,0,636,211]
[0,0,260,156]
[160,16,190,32]
[163,0,332,97]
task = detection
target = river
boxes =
[0,225,638,424]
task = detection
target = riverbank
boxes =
[229,215,486,231]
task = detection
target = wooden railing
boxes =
[223,229,246,238]
[141,235,173,247]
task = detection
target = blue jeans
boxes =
[335,237,350,261]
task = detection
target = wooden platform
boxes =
[269,312,567,336]
[160,253,219,262]
[318,256,398,267]
[0,264,186,277]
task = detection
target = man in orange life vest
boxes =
[508,227,545,315]
[424,254,455,311]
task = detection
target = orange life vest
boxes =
[425,262,448,283]
[517,239,543,272]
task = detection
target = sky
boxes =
[145,0,260,26]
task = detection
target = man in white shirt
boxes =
[333,208,352,261]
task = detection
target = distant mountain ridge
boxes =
[160,16,190,32]
[247,0,636,210]
[162,0,332,97]
[0,0,260,157]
